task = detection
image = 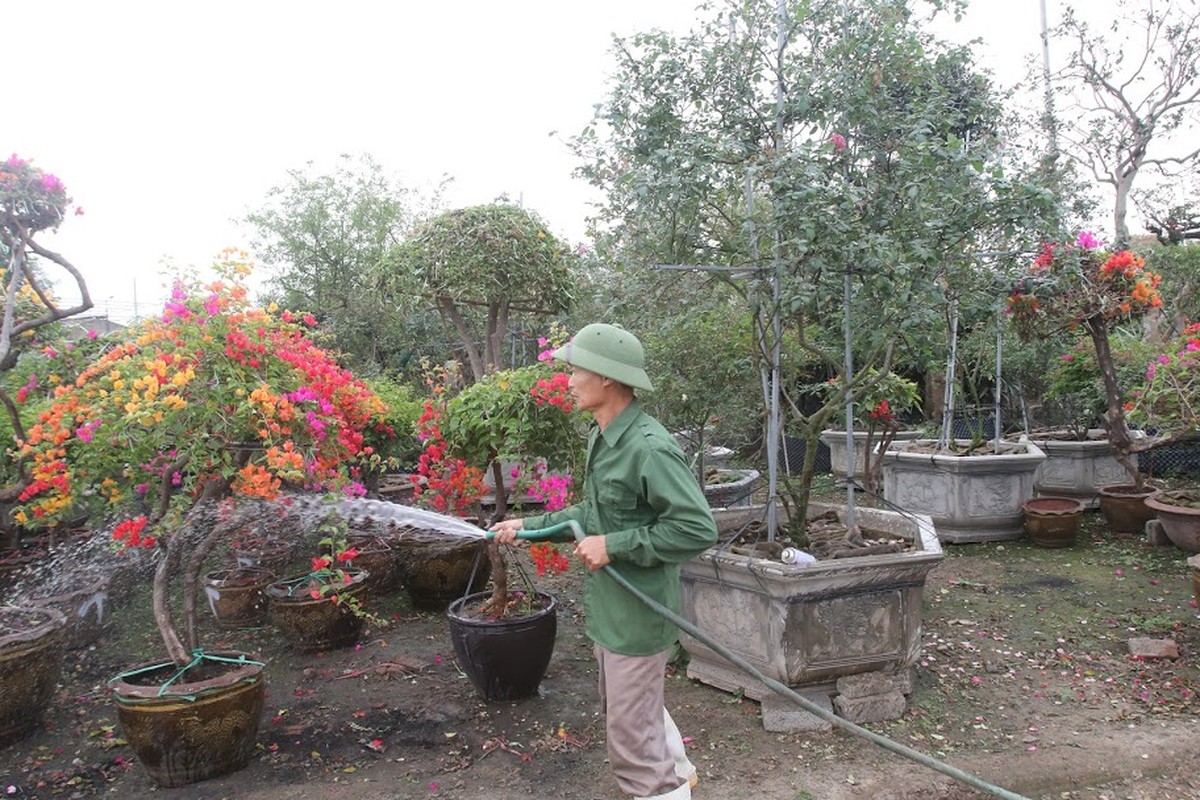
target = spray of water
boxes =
[4,493,488,613]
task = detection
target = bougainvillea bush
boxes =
[1008,231,1163,482]
[1127,322,1200,443]
[415,339,584,618]
[0,155,93,497]
[13,250,392,664]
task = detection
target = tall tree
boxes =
[1051,0,1200,246]
[572,0,1055,518]
[244,154,449,373]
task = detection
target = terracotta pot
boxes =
[1022,497,1086,548]
[203,567,275,628]
[1097,484,1159,536]
[109,650,265,787]
[266,570,369,652]
[1144,490,1200,553]
[447,590,557,701]
[0,606,67,747]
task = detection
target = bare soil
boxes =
[3,509,1199,800]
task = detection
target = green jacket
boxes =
[523,401,718,655]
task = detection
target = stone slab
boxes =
[836,668,913,699]
[761,691,833,733]
[833,690,908,723]
[1145,519,1172,547]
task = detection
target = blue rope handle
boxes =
[111,650,266,702]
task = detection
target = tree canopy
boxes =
[379,204,576,381]
[244,153,448,374]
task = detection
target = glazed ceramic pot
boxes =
[202,567,275,628]
[447,590,557,702]
[266,570,369,651]
[0,605,67,747]
[109,650,265,787]
[1022,496,1086,548]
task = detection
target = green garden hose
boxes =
[498,520,1031,800]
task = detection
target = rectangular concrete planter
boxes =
[679,503,941,702]
[880,439,1045,543]
[1026,430,1142,509]
[820,429,922,481]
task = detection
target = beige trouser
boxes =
[595,645,691,799]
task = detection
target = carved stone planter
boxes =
[679,503,941,724]
[702,468,760,509]
[1024,430,1135,509]
[880,439,1046,543]
[820,429,922,482]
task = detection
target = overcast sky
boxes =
[10,0,1108,321]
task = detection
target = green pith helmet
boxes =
[551,323,654,391]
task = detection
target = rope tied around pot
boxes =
[110,650,265,701]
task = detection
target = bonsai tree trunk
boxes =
[1085,316,1142,486]
[481,460,509,616]
[149,460,236,666]
[862,422,901,495]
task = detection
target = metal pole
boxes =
[994,310,1003,450]
[764,0,788,542]
[844,266,856,526]
[1039,0,1058,161]
[939,300,959,449]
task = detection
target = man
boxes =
[491,323,718,800]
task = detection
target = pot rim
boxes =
[1023,496,1086,516]
[108,649,265,700]
[265,568,369,599]
[1144,491,1200,516]
[1096,483,1161,499]
[446,589,557,624]
[0,605,67,648]
[204,566,277,586]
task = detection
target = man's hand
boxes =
[573,535,610,571]
[489,518,525,545]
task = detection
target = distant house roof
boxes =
[60,315,126,340]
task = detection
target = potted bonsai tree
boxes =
[1008,231,1165,533]
[12,252,390,786]
[433,345,585,700]
[818,368,922,494]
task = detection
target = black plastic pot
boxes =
[447,590,557,701]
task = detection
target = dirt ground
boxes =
[3,509,1199,800]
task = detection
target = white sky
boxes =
[9,0,1117,322]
